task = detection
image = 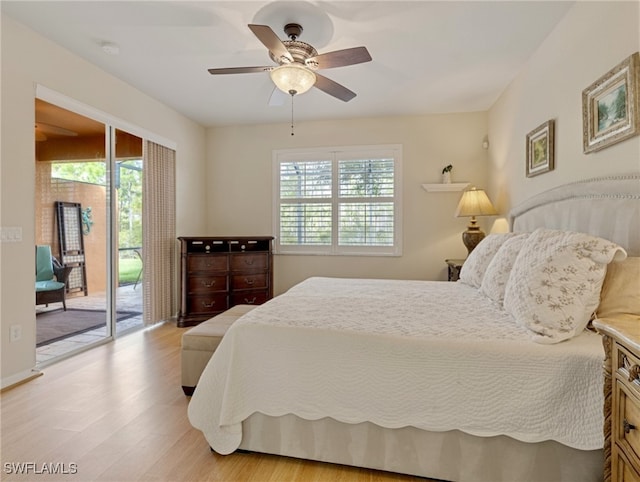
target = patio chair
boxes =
[35,245,72,311]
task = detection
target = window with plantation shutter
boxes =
[273,145,402,256]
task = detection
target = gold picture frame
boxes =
[582,52,640,153]
[526,119,555,177]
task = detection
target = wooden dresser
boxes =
[594,318,640,482]
[177,236,273,327]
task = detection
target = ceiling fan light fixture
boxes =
[270,63,316,95]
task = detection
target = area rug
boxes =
[36,309,141,347]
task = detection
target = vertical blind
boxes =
[142,141,176,325]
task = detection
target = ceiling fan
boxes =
[208,23,372,102]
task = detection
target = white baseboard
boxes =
[1,369,42,391]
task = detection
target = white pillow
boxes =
[479,233,530,304]
[459,233,518,288]
[503,228,627,344]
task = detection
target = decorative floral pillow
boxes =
[596,257,640,322]
[503,228,627,344]
[459,233,518,288]
[479,233,530,304]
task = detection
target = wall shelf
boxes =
[421,182,470,192]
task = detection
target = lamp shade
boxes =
[270,64,316,95]
[455,187,498,254]
[455,188,498,218]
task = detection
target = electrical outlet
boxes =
[10,325,22,342]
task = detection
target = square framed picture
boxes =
[526,119,555,177]
[582,52,639,153]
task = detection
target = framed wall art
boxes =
[582,52,639,153]
[526,119,555,177]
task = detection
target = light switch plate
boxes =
[0,227,23,242]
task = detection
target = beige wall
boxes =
[487,1,640,216]
[5,0,637,387]
[206,0,640,296]
[1,16,207,386]
[206,114,490,294]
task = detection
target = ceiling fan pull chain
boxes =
[290,90,296,136]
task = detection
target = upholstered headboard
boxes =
[509,173,640,256]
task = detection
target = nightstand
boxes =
[593,318,640,482]
[445,258,465,282]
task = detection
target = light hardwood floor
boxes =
[1,322,427,481]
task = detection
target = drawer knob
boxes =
[244,297,257,304]
[202,280,216,288]
[624,419,636,434]
[244,278,255,285]
[202,301,216,308]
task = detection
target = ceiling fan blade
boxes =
[313,74,357,102]
[248,24,293,64]
[307,47,372,70]
[208,66,273,75]
[268,86,288,107]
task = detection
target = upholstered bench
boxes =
[181,304,256,396]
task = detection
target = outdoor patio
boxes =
[36,284,143,365]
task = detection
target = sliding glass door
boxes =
[113,128,144,335]
[35,101,144,364]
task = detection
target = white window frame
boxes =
[272,144,403,256]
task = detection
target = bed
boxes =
[188,173,640,482]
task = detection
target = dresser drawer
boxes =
[231,273,267,290]
[614,447,640,482]
[229,239,271,252]
[188,275,227,293]
[618,345,640,398]
[185,239,228,253]
[230,290,269,306]
[187,294,228,314]
[230,253,268,272]
[187,254,228,272]
[616,379,640,467]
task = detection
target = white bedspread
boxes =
[188,277,604,453]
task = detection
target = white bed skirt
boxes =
[239,413,603,482]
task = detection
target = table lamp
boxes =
[455,187,498,254]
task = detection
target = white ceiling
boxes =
[2,1,575,127]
